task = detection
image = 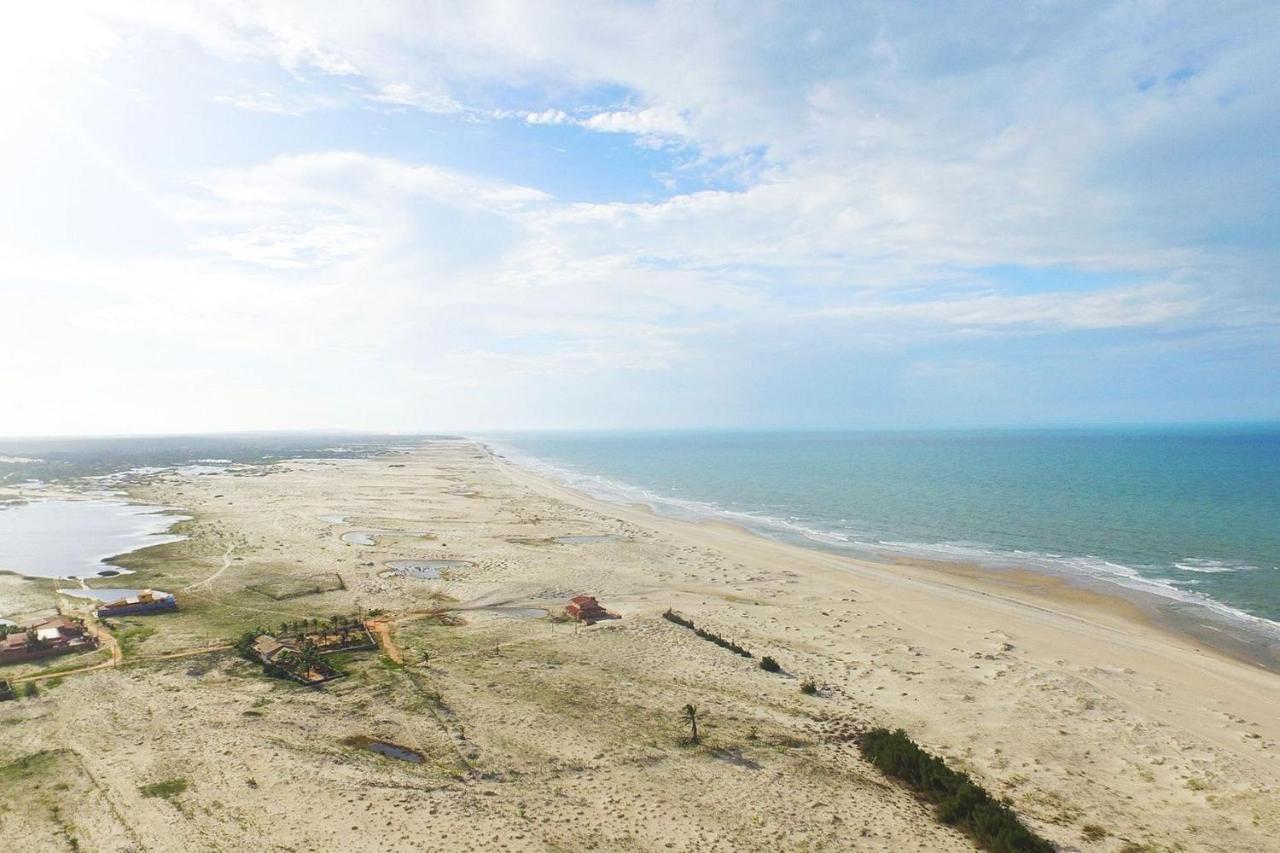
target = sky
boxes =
[1,1,1278,436]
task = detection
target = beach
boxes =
[1,439,1277,851]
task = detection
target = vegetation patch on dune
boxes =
[859,728,1053,853]
[246,572,345,601]
[138,778,188,799]
[663,609,753,658]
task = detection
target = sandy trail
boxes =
[182,544,235,592]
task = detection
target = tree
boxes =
[298,640,323,678]
[681,703,700,745]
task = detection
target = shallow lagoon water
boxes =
[0,500,186,579]
[384,559,471,579]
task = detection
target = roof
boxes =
[36,617,80,632]
[252,635,294,661]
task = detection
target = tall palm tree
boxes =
[682,704,700,744]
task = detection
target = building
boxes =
[251,635,295,665]
[96,589,177,619]
[565,595,617,625]
[0,616,99,666]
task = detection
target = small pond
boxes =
[340,531,378,546]
[343,735,424,764]
[384,559,471,579]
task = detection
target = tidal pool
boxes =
[0,500,187,579]
[342,736,424,764]
[384,559,471,579]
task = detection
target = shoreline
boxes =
[485,436,1280,649]
[487,444,1280,676]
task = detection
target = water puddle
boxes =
[383,559,471,579]
[342,735,424,764]
[340,531,378,546]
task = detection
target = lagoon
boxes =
[0,499,186,580]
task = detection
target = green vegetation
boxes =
[246,572,345,601]
[115,622,157,657]
[859,728,1053,853]
[759,655,781,672]
[662,609,752,658]
[799,678,818,695]
[1081,824,1108,842]
[139,778,188,799]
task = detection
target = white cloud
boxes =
[368,82,463,114]
[579,108,688,138]
[524,109,570,125]
[2,1,1277,433]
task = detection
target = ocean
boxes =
[484,427,1280,638]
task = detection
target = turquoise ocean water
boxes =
[485,427,1280,638]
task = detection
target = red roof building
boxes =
[0,616,98,666]
[565,595,617,625]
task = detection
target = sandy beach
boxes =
[1,439,1278,852]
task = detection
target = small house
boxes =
[251,635,294,664]
[565,595,618,625]
[97,589,177,619]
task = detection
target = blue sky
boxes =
[1,1,1277,435]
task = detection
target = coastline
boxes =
[485,443,1280,675]
[5,439,1279,851]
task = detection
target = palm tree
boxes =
[681,704,700,745]
[298,640,322,678]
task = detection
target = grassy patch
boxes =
[139,778,188,799]
[246,572,345,601]
[115,622,157,657]
[0,750,64,783]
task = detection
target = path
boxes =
[366,619,403,664]
[182,544,235,592]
